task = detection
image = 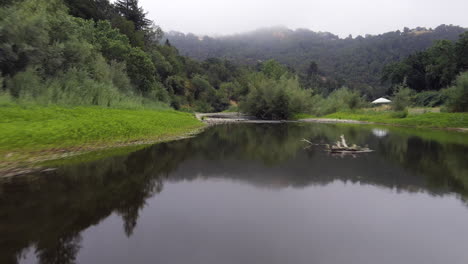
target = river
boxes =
[1,123,468,264]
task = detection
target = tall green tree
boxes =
[455,32,468,71]
[114,0,150,31]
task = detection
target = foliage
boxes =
[240,73,312,120]
[313,87,367,116]
[167,25,467,97]
[64,0,113,21]
[391,85,414,111]
[114,0,151,31]
[444,72,468,112]
[0,0,253,112]
[390,110,408,118]
[383,34,468,92]
[413,90,446,107]
[261,59,290,80]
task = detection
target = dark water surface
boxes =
[1,123,468,264]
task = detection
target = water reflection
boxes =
[372,128,389,137]
[1,123,468,264]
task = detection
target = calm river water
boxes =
[1,123,468,264]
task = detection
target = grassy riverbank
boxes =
[323,111,468,129]
[0,105,204,170]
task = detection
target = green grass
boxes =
[222,105,240,113]
[293,113,316,120]
[0,105,204,165]
[324,111,468,129]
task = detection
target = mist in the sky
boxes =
[137,0,468,37]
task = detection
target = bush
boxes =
[392,85,413,111]
[240,74,312,120]
[313,87,366,116]
[413,90,446,107]
[390,110,408,118]
[6,68,44,99]
[0,91,13,106]
[194,100,213,113]
[444,72,468,112]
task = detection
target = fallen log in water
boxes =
[302,135,373,154]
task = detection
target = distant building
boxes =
[371,98,392,104]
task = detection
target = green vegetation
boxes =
[0,105,203,165]
[383,33,468,93]
[311,87,367,116]
[0,0,254,113]
[324,111,468,129]
[168,25,466,96]
[381,33,468,113]
[240,61,312,119]
[293,113,316,120]
[444,72,468,112]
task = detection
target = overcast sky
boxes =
[138,0,468,37]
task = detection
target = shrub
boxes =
[194,100,213,113]
[240,74,312,120]
[392,85,413,111]
[444,72,468,112]
[109,60,132,94]
[390,110,409,118]
[413,90,446,107]
[0,91,13,106]
[6,68,44,99]
[313,87,366,116]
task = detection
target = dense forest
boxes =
[0,0,260,112]
[374,30,468,113]
[167,25,467,96]
[1,0,467,119]
[383,34,468,91]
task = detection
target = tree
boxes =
[444,72,468,112]
[125,47,156,94]
[391,84,413,111]
[455,32,468,72]
[261,59,289,80]
[64,0,113,21]
[114,0,151,31]
[191,75,213,100]
[306,61,319,77]
[424,40,457,90]
[241,74,312,120]
[110,15,145,48]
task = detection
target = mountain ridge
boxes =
[167,24,467,96]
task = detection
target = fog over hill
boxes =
[167,25,467,96]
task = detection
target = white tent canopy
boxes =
[372,97,392,104]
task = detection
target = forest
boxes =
[0,0,467,119]
[0,0,255,113]
[168,25,467,96]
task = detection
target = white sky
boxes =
[137,0,468,37]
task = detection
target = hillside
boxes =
[167,25,467,96]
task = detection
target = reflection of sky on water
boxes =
[372,128,389,138]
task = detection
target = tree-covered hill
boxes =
[167,25,467,96]
[0,0,256,112]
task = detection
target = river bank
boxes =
[323,111,468,132]
[0,106,204,177]
[197,112,468,132]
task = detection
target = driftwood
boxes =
[302,135,373,154]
